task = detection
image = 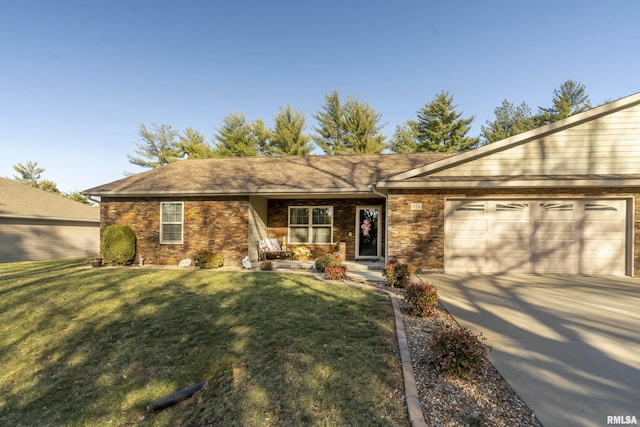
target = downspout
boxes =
[369,184,388,263]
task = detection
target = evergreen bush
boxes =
[101,224,136,265]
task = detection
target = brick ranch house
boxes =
[85,92,640,276]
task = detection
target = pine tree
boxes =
[538,80,591,124]
[13,161,45,187]
[269,105,313,155]
[312,90,386,154]
[127,123,182,168]
[213,113,266,157]
[312,90,345,155]
[389,120,420,153]
[177,127,216,159]
[13,161,60,194]
[481,100,537,144]
[342,97,387,154]
[416,91,477,152]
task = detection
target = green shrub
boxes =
[193,251,224,269]
[382,258,415,288]
[405,280,439,318]
[324,265,347,280]
[101,224,136,265]
[430,325,488,378]
[259,261,274,271]
[314,253,341,273]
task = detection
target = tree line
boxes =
[11,161,91,204]
[11,79,592,199]
[129,79,592,168]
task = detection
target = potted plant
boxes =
[291,246,312,261]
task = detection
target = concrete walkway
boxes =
[421,274,640,427]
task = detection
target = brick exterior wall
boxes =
[267,198,385,261]
[388,188,640,275]
[100,197,250,266]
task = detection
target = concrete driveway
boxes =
[421,274,640,427]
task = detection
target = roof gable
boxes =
[380,92,640,188]
[0,178,99,220]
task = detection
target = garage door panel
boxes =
[449,220,488,232]
[449,238,487,250]
[582,220,624,233]
[494,220,530,232]
[492,238,530,251]
[535,220,575,233]
[444,199,627,275]
[582,239,623,252]
[493,255,532,272]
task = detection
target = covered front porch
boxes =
[248,195,387,264]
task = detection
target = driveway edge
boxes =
[389,294,427,427]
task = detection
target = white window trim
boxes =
[160,202,184,244]
[288,206,334,244]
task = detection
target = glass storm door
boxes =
[356,206,381,259]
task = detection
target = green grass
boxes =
[0,259,406,426]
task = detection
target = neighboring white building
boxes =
[0,177,100,263]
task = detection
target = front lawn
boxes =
[0,259,406,426]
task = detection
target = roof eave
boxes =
[86,187,379,198]
[377,178,640,189]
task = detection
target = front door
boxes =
[356,206,381,259]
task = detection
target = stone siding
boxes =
[267,198,385,261]
[100,197,250,266]
[388,188,640,275]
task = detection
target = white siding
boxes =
[433,105,640,177]
[0,217,99,263]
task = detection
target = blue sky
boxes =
[1,1,639,193]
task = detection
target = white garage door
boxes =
[444,199,628,275]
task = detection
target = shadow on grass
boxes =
[0,260,406,426]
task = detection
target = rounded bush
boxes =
[193,251,224,269]
[314,253,341,273]
[101,224,136,265]
[382,258,415,288]
[405,280,439,318]
[430,325,488,378]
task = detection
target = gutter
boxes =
[369,183,389,263]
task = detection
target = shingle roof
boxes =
[0,177,99,220]
[84,153,456,197]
